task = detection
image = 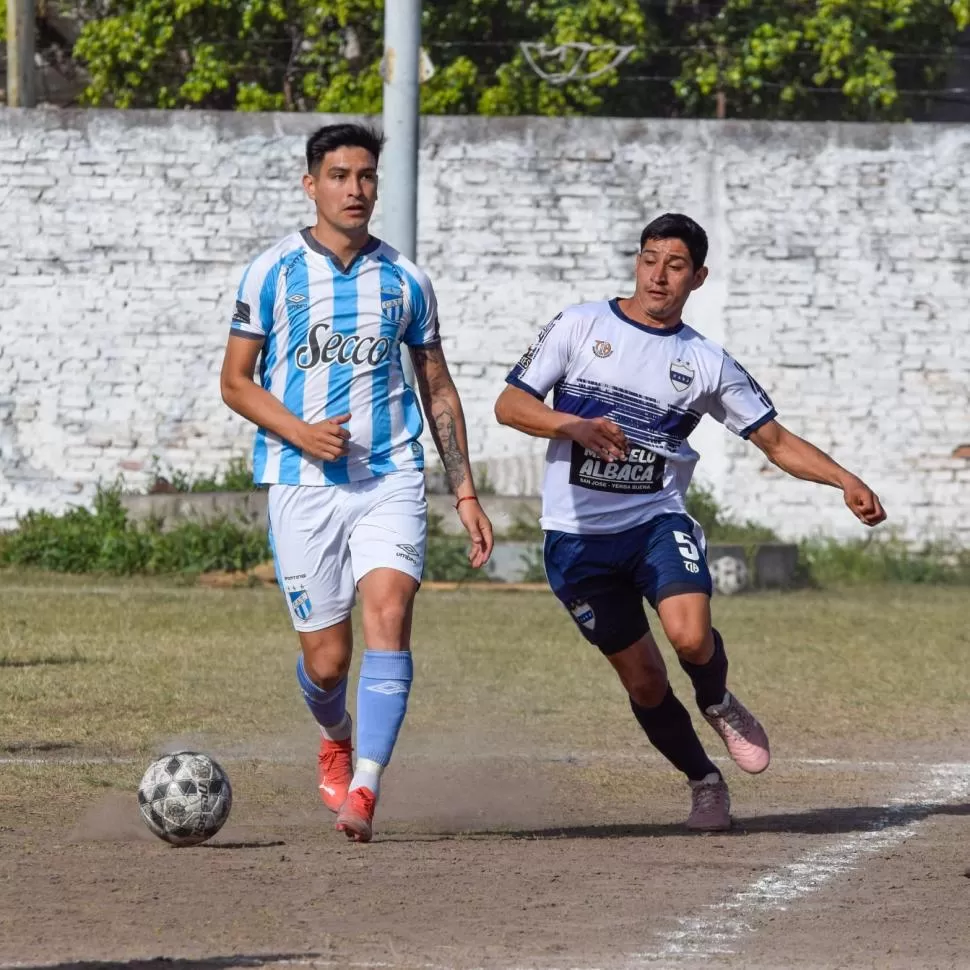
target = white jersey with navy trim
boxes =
[230,230,439,487]
[506,299,777,535]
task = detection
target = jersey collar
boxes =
[300,228,381,275]
[609,298,685,336]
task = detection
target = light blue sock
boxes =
[353,651,413,793]
[296,655,348,734]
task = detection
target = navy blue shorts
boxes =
[543,512,712,656]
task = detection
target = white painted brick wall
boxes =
[0,111,968,544]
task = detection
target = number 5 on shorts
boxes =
[674,530,701,571]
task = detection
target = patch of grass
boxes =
[0,486,270,575]
[686,484,780,544]
[149,455,254,493]
[0,573,967,769]
[424,535,486,582]
[473,463,497,496]
[501,511,543,541]
[799,537,970,586]
[518,544,547,583]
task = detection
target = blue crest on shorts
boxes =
[569,600,595,631]
[381,289,405,323]
[288,588,312,622]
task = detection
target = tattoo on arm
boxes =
[430,399,467,493]
[411,342,471,494]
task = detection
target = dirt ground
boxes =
[2,581,969,970]
[2,736,969,970]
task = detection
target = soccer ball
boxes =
[709,555,749,596]
[137,751,232,847]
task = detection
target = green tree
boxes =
[39,0,970,119]
[70,0,651,114]
[672,0,970,120]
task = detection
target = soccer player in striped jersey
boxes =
[221,124,493,842]
[495,213,885,831]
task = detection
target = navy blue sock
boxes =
[678,628,729,712]
[630,685,720,782]
[296,655,348,730]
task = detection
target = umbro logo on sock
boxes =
[366,681,409,696]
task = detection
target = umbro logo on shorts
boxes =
[396,543,421,565]
[367,681,409,696]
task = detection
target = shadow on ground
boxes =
[405,800,970,842]
[3,954,324,970]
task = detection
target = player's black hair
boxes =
[306,123,385,174]
[640,213,708,270]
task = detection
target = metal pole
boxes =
[6,0,37,108]
[381,0,422,387]
[381,0,421,260]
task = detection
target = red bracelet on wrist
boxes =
[455,495,478,510]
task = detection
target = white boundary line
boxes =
[2,751,969,772]
[635,763,970,965]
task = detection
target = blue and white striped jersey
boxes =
[506,299,777,535]
[230,230,439,486]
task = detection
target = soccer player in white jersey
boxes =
[495,213,885,831]
[221,124,493,842]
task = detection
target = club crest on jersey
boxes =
[287,588,312,622]
[569,600,595,631]
[381,288,405,323]
[670,359,694,392]
[592,340,613,359]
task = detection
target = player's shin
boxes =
[350,649,413,798]
[630,685,720,782]
[678,627,729,711]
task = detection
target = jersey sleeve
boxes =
[229,258,278,341]
[402,270,441,347]
[505,311,572,400]
[707,352,778,438]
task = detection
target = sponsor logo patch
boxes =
[568,443,666,494]
[295,323,393,370]
[592,340,613,359]
[231,300,251,326]
[515,313,561,374]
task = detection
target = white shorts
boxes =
[268,470,427,632]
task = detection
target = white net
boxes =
[519,42,635,86]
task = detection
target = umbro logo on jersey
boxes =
[670,359,694,391]
[367,681,409,696]
[592,340,613,358]
[287,293,308,305]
